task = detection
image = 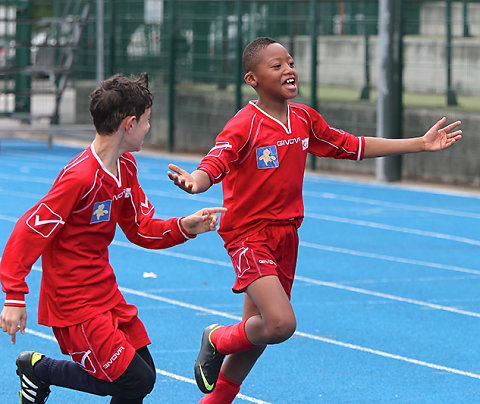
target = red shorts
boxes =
[226,221,299,299]
[52,299,151,382]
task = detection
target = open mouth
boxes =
[283,77,297,92]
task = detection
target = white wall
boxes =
[291,34,480,96]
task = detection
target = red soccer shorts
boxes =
[226,220,299,299]
[52,299,151,382]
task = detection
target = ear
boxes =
[124,116,136,132]
[244,71,257,88]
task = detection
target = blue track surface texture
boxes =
[0,139,479,403]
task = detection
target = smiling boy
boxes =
[0,73,225,403]
[167,37,462,403]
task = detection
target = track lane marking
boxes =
[23,328,272,403]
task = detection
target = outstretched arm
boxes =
[168,164,212,194]
[364,117,462,158]
[181,207,227,235]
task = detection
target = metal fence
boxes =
[2,1,480,121]
[1,0,480,185]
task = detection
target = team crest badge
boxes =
[256,146,279,169]
[91,200,112,223]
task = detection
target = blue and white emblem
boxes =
[91,200,112,223]
[256,146,279,169]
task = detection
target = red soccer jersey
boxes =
[198,101,365,245]
[0,144,194,327]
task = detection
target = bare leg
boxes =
[221,275,295,383]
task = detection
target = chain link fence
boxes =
[1,0,479,185]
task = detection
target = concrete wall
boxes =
[292,35,480,96]
[147,88,479,187]
[74,19,480,187]
[75,82,479,186]
[420,2,480,37]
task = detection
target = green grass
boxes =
[177,83,480,112]
[297,85,480,112]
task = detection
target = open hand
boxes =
[423,117,462,151]
[168,164,197,194]
[0,305,27,344]
[181,207,227,235]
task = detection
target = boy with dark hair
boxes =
[0,73,225,403]
[168,38,462,403]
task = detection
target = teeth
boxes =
[286,78,295,84]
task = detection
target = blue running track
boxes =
[0,139,479,403]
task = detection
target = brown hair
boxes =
[89,73,153,135]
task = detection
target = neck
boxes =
[93,134,121,176]
[255,99,289,123]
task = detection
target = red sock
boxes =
[198,372,241,404]
[211,319,256,355]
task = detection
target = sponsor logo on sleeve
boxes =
[256,146,279,169]
[207,141,233,157]
[26,203,65,238]
[91,200,112,223]
[302,137,309,150]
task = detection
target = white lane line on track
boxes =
[23,328,272,403]
[112,240,232,267]
[295,275,480,318]
[292,331,480,380]
[25,328,57,342]
[117,287,480,381]
[0,214,18,222]
[28,245,480,321]
[0,189,44,200]
[4,202,480,250]
[13,237,480,321]
[302,175,480,198]
[299,241,480,275]
[118,286,240,321]
[3,212,478,276]
[304,212,480,246]
[24,286,480,383]
[4,213,478,382]
[154,369,272,404]
[2,167,479,222]
[2,170,479,244]
[303,190,480,219]
[0,173,53,184]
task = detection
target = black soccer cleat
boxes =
[16,351,51,403]
[194,324,226,394]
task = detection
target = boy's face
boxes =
[245,43,298,101]
[125,108,151,152]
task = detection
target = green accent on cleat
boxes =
[194,324,225,394]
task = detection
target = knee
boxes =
[136,368,156,397]
[114,360,156,399]
[265,316,296,344]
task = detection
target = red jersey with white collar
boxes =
[0,144,193,327]
[198,101,365,245]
